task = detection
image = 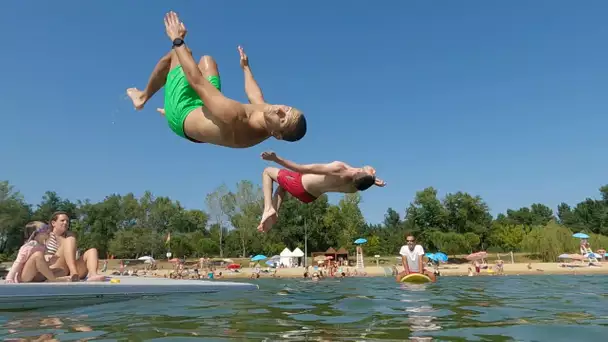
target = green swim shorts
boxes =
[164,65,222,140]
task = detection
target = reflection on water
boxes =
[1,275,607,341]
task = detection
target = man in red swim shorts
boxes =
[257,151,386,232]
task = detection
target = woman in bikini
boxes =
[45,211,106,281]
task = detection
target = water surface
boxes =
[1,275,607,341]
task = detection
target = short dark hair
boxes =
[353,172,376,191]
[283,114,307,142]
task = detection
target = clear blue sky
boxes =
[1,1,607,224]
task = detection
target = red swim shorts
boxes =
[276,169,317,203]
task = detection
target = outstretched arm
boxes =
[262,152,345,175]
[4,247,28,283]
[239,46,266,104]
[164,12,243,124]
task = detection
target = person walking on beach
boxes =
[396,234,436,283]
[257,151,386,232]
[127,11,307,147]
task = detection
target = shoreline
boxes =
[105,262,608,280]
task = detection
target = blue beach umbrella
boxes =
[354,238,367,245]
[434,252,448,263]
[425,253,439,262]
[573,233,589,239]
[251,254,267,262]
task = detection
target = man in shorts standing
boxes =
[127,11,307,147]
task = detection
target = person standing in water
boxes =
[396,234,437,282]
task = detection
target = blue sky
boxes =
[1,1,607,224]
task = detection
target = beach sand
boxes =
[103,262,608,280]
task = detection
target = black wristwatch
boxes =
[172,38,185,48]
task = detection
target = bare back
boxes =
[300,173,357,197]
[183,107,269,148]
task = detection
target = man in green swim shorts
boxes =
[127,11,307,147]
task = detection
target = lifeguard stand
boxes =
[356,246,364,270]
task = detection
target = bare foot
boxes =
[157,108,166,116]
[46,275,76,283]
[126,88,146,110]
[86,274,107,282]
[56,276,75,282]
[257,209,278,233]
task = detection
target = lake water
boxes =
[1,275,607,341]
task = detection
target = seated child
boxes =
[4,221,77,283]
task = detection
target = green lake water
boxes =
[1,275,607,341]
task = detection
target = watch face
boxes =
[174,39,183,46]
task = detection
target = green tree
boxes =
[224,180,263,258]
[206,184,230,257]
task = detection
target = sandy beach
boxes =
[102,261,608,280]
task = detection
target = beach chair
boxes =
[582,245,600,263]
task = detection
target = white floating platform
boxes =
[0,276,258,310]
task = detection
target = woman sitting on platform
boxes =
[45,211,106,281]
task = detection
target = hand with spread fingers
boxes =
[164,11,187,41]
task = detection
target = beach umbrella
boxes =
[265,260,276,267]
[426,254,439,262]
[354,238,367,245]
[572,232,589,239]
[466,251,487,261]
[434,252,448,263]
[251,254,267,262]
[227,263,241,269]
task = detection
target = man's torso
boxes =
[400,245,423,272]
[184,107,269,148]
[300,173,357,197]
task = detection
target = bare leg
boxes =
[79,248,104,281]
[258,167,279,232]
[19,251,74,283]
[273,187,286,214]
[423,269,437,282]
[127,51,173,110]
[57,237,104,281]
[154,55,219,115]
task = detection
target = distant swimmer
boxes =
[258,151,386,232]
[127,11,307,147]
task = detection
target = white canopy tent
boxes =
[291,247,305,267]
[279,248,293,267]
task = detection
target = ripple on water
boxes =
[1,275,607,341]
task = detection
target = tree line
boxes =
[1,180,607,262]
